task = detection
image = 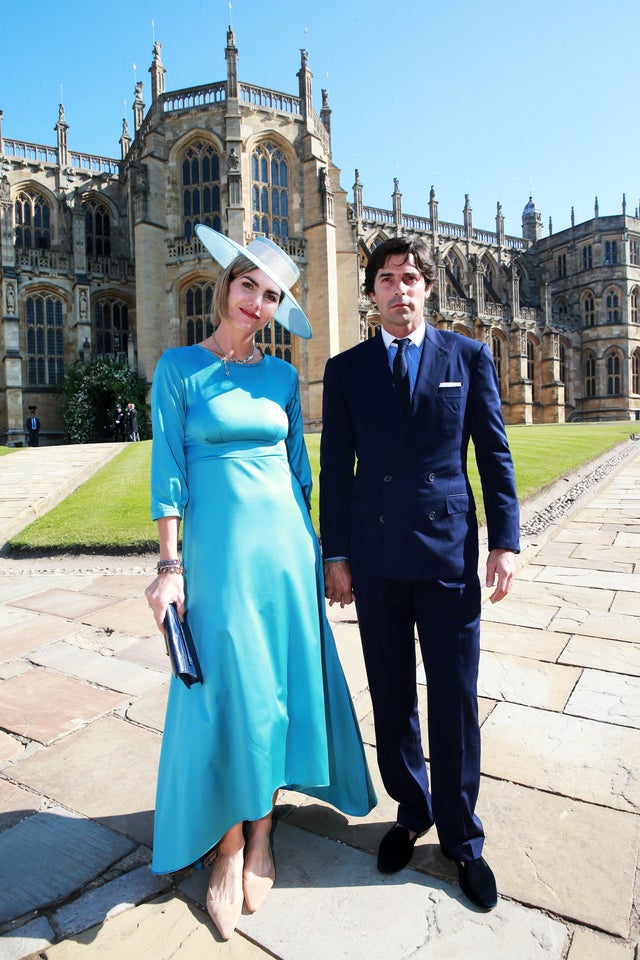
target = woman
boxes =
[145,225,376,941]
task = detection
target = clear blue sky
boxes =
[2,0,638,237]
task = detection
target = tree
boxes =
[61,357,149,444]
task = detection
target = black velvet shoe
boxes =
[442,849,498,910]
[377,823,432,874]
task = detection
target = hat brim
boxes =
[195,225,312,340]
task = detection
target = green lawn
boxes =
[9,422,640,553]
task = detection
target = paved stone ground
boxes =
[0,441,638,959]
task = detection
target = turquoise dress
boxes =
[150,345,376,874]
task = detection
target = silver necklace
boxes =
[211,330,256,376]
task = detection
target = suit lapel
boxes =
[410,323,451,414]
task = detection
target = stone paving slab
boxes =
[51,864,171,940]
[611,591,640,615]
[178,821,570,959]
[0,805,134,924]
[480,701,640,812]
[0,779,41,829]
[480,621,569,662]
[0,667,126,744]
[115,635,171,674]
[0,916,55,960]
[559,634,640,676]
[80,597,157,637]
[551,609,640,643]
[0,614,78,661]
[505,578,616,611]
[567,926,637,960]
[478,777,640,937]
[478,650,580,710]
[125,681,168,732]
[0,729,23,764]
[36,894,271,958]
[531,565,640,594]
[29,640,166,696]
[479,597,558,630]
[84,574,153,600]
[8,589,119,621]
[0,576,90,604]
[530,542,635,573]
[9,715,160,847]
[565,669,640,728]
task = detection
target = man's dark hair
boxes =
[364,237,436,295]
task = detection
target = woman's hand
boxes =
[145,573,185,633]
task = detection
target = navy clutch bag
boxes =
[163,603,202,687]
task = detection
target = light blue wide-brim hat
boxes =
[195,224,312,339]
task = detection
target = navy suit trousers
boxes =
[354,574,485,861]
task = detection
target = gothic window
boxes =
[630,239,640,266]
[631,288,639,324]
[491,335,503,398]
[555,298,568,323]
[605,288,620,323]
[585,352,596,398]
[25,292,64,384]
[583,292,595,326]
[526,339,536,400]
[556,252,566,279]
[182,141,221,242]
[94,298,129,359]
[85,200,111,257]
[606,352,621,395]
[255,320,292,363]
[559,342,567,383]
[15,190,51,250]
[582,244,593,270]
[604,240,618,265]
[632,350,640,394]
[184,281,215,345]
[482,261,495,289]
[251,143,289,240]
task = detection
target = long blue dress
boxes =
[150,345,376,874]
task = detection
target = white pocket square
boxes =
[439,381,462,388]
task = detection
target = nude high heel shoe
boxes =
[205,848,244,940]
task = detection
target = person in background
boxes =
[145,225,376,941]
[25,406,41,447]
[126,402,140,441]
[113,403,125,441]
[320,235,519,911]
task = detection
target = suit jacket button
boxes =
[383,475,392,483]
[379,515,385,523]
[428,510,436,521]
[427,472,436,482]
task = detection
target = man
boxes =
[113,403,125,441]
[127,402,140,441]
[25,406,41,447]
[319,236,519,910]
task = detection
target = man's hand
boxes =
[485,548,517,604]
[324,559,355,607]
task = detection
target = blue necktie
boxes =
[393,338,410,412]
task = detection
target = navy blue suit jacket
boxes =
[319,324,520,581]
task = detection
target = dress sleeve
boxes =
[150,350,189,521]
[285,368,312,511]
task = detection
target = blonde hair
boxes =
[211,254,285,325]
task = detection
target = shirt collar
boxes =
[381,322,426,351]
